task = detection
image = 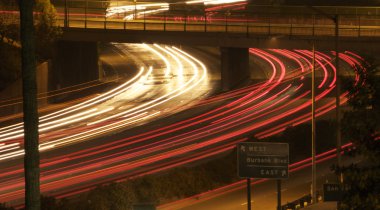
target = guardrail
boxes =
[51,1,380,38]
[2,1,380,38]
[281,193,321,210]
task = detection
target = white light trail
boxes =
[106,3,169,18]
[86,45,207,126]
[0,143,20,154]
[0,44,209,161]
[144,43,171,77]
[124,8,169,20]
[0,68,145,142]
[41,112,151,148]
[154,44,183,77]
[186,0,246,5]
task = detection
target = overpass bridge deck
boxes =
[55,3,380,49]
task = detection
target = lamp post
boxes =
[334,15,343,209]
[64,0,68,27]
[334,15,342,184]
[307,5,340,204]
[311,40,317,204]
[134,0,137,20]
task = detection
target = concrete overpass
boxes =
[54,2,380,90]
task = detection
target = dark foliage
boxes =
[0,42,21,90]
[336,58,380,210]
[0,203,14,210]
[34,0,61,61]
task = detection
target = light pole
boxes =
[64,0,68,27]
[311,40,317,204]
[134,0,137,20]
[334,15,342,184]
[307,5,340,204]
[334,15,343,209]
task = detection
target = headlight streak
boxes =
[186,0,246,5]
[0,150,24,161]
[56,49,360,174]
[0,145,20,154]
[147,44,171,77]
[0,79,111,117]
[160,46,184,81]
[0,48,280,180]
[0,50,365,205]
[40,67,145,121]
[0,44,209,162]
[141,66,154,84]
[205,2,247,11]
[129,8,169,20]
[0,68,146,141]
[106,3,169,20]
[87,45,207,126]
[41,111,151,149]
[0,43,193,149]
[0,108,99,141]
[38,48,288,166]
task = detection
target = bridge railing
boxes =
[3,1,380,38]
[55,3,380,38]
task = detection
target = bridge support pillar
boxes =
[50,41,99,94]
[220,47,250,91]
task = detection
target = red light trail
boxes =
[0,47,366,207]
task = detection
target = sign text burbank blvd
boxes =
[237,142,289,179]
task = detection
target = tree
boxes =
[34,0,61,60]
[0,203,14,210]
[18,0,41,209]
[337,58,380,210]
[0,1,20,91]
[0,1,19,44]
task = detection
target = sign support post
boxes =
[277,179,281,210]
[247,178,251,210]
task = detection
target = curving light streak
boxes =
[0,143,20,154]
[161,46,184,79]
[0,108,99,141]
[146,44,172,77]
[0,43,204,145]
[106,3,169,20]
[0,67,146,141]
[39,66,145,122]
[186,0,246,5]
[0,44,210,162]
[0,49,366,206]
[88,45,207,126]
[39,50,362,201]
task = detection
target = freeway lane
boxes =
[0,47,365,206]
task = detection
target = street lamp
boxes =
[311,39,317,204]
[333,15,342,186]
[307,5,341,204]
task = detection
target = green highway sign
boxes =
[323,183,351,201]
[237,142,289,179]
